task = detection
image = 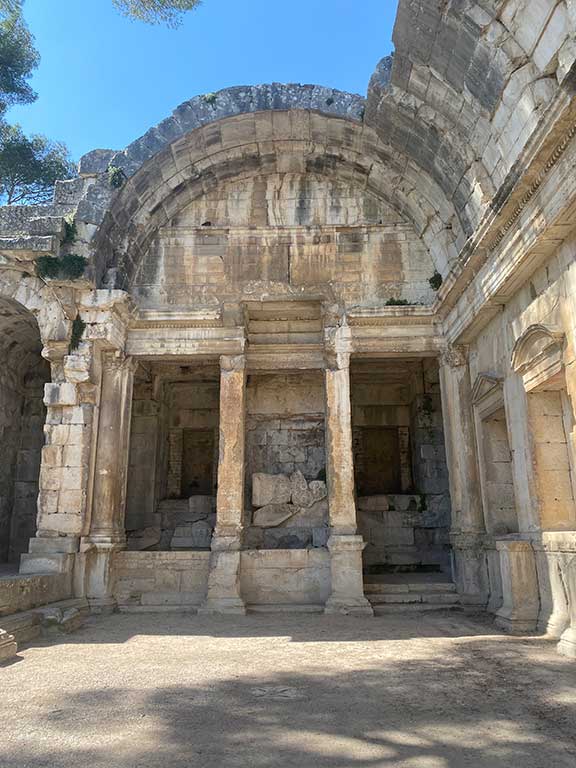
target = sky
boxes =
[8,0,397,162]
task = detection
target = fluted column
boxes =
[201,354,246,614]
[324,351,372,616]
[83,351,135,612]
[439,345,488,606]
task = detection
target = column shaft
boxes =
[201,355,246,614]
[324,356,372,616]
[84,352,134,612]
[439,347,488,605]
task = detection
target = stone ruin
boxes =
[249,471,329,549]
[0,0,575,661]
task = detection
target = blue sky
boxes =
[8,0,397,161]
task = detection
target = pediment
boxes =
[472,373,503,405]
[511,324,565,392]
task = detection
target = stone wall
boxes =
[0,299,49,563]
[466,230,576,644]
[351,360,451,572]
[125,376,220,536]
[0,369,24,561]
[113,551,210,610]
[0,572,71,617]
[245,373,326,496]
[240,549,331,606]
[135,175,435,310]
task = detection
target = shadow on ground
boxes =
[1,612,575,767]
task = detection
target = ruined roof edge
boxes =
[78,83,366,178]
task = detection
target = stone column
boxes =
[20,339,97,579]
[558,553,576,659]
[439,346,488,606]
[495,539,540,633]
[83,351,135,612]
[324,352,372,616]
[201,354,246,614]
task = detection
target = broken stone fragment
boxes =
[290,471,327,508]
[127,526,161,551]
[284,499,329,528]
[0,628,17,662]
[252,473,292,507]
[253,503,295,528]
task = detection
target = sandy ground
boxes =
[1,610,575,768]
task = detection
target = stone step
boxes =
[0,598,89,648]
[1,613,41,645]
[367,591,459,606]
[247,603,324,614]
[372,603,463,615]
[118,605,199,614]
[364,581,457,595]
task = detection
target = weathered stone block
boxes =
[252,473,292,507]
[44,383,78,407]
[253,503,295,528]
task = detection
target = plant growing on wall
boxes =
[69,316,86,352]
[36,254,87,281]
[62,216,77,244]
[429,270,443,291]
[107,164,126,189]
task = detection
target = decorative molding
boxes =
[440,344,468,368]
[487,122,576,253]
[471,373,504,406]
[511,323,565,392]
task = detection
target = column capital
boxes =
[220,354,246,372]
[440,344,468,368]
[325,351,350,371]
[101,349,137,373]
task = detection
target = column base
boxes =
[202,550,245,615]
[325,534,373,617]
[557,626,576,659]
[324,596,373,616]
[495,613,538,634]
[198,598,246,616]
[0,629,17,663]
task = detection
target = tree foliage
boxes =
[0,123,75,204]
[112,0,201,27]
[0,0,39,117]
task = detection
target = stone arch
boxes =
[0,290,50,562]
[92,110,458,290]
[0,271,70,350]
[367,1,576,239]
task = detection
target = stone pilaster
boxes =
[558,554,576,659]
[201,354,246,614]
[20,339,97,578]
[439,345,488,606]
[495,539,540,633]
[323,350,372,616]
[82,351,135,613]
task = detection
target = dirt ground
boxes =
[1,610,575,768]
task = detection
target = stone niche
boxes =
[125,365,220,552]
[244,372,327,549]
[351,359,451,573]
